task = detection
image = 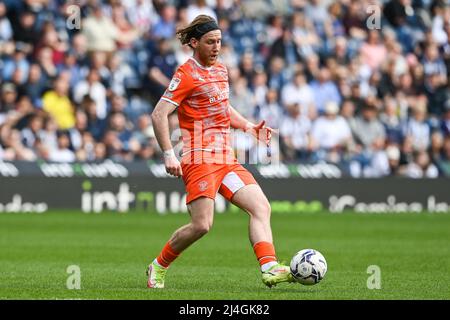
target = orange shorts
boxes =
[181,159,258,205]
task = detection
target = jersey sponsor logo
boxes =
[168,77,181,91]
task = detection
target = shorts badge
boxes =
[198,181,208,191]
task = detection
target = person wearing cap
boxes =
[386,144,402,176]
[0,82,17,113]
[147,15,293,289]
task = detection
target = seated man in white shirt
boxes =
[310,101,353,163]
[279,103,312,161]
[48,131,76,163]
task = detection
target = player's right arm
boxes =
[151,100,182,177]
[151,66,194,177]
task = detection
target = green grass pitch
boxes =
[0,210,449,300]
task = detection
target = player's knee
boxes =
[192,221,212,237]
[251,200,271,219]
[261,200,271,217]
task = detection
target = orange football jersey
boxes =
[161,57,232,159]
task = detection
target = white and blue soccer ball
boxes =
[290,249,327,285]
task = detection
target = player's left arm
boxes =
[228,104,274,144]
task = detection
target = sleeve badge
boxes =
[168,77,181,91]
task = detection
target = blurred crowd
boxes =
[1,0,450,177]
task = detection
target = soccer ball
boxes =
[290,249,327,285]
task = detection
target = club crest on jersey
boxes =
[168,77,181,91]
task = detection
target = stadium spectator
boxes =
[437,135,450,175]
[430,130,445,168]
[380,96,404,144]
[229,76,255,120]
[151,3,177,40]
[310,101,352,163]
[111,2,139,51]
[340,99,357,124]
[48,131,76,163]
[256,88,282,130]
[68,110,89,152]
[304,0,329,39]
[324,2,346,41]
[342,0,367,40]
[0,1,12,43]
[42,75,75,130]
[330,36,350,66]
[267,56,290,92]
[349,100,390,177]
[422,43,447,77]
[82,3,137,53]
[404,149,439,178]
[281,70,316,119]
[238,51,256,86]
[268,25,302,68]
[0,82,17,115]
[265,14,284,48]
[78,96,107,141]
[74,131,96,162]
[73,68,108,119]
[1,122,35,161]
[147,37,178,103]
[385,144,403,176]
[431,0,449,45]
[402,99,432,151]
[214,0,234,22]
[36,45,58,81]
[107,53,136,97]
[93,141,107,160]
[70,33,89,66]
[2,42,30,84]
[424,71,449,117]
[186,0,217,23]
[11,9,39,46]
[39,116,58,152]
[22,63,46,107]
[350,102,387,152]
[21,113,43,149]
[442,102,450,136]
[360,30,388,71]
[131,114,157,160]
[123,0,157,36]
[310,67,342,114]
[107,111,138,156]
[291,11,321,59]
[280,103,312,161]
[252,70,269,108]
[34,22,67,67]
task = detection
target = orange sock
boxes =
[156,241,180,268]
[253,241,277,266]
